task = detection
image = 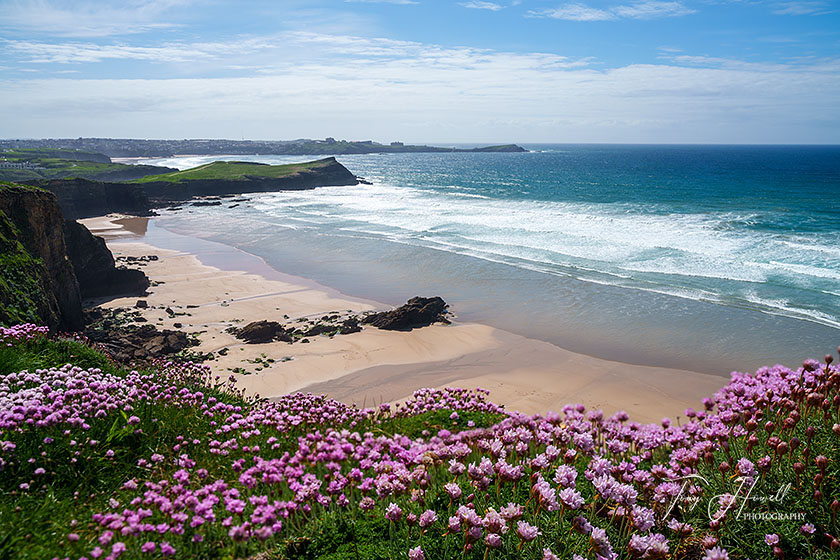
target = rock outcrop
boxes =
[362,296,450,331]
[0,183,83,331]
[84,322,197,363]
[63,220,150,300]
[36,178,151,220]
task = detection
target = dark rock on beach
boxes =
[229,320,293,344]
[86,323,197,363]
[361,296,450,331]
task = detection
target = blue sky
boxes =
[1,0,838,143]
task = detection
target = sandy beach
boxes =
[82,215,728,424]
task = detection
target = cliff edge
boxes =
[0,182,152,331]
[0,183,83,331]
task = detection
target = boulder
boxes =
[230,320,292,344]
[361,296,450,331]
[85,323,196,363]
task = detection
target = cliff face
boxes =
[63,220,150,299]
[25,157,357,217]
[0,184,83,331]
[37,178,151,220]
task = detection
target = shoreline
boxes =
[82,214,728,424]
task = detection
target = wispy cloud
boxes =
[2,37,272,64]
[772,1,834,15]
[0,0,191,37]
[531,1,696,21]
[460,1,506,10]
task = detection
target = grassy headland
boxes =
[131,159,333,184]
[0,149,173,182]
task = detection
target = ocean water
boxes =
[140,145,840,374]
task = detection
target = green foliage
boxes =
[0,336,122,377]
[379,408,506,440]
[0,151,168,182]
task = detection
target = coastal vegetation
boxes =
[0,149,173,182]
[1,321,838,559]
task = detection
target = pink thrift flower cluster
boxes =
[2,325,839,559]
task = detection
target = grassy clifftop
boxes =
[130,158,339,184]
[0,149,174,182]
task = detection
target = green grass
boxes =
[0,336,122,377]
[0,151,169,182]
[130,159,333,183]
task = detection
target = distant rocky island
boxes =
[0,137,527,158]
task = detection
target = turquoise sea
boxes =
[138,145,840,374]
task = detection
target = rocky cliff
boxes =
[37,178,151,220]
[25,157,358,217]
[0,183,83,331]
[63,220,150,300]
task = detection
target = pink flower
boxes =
[408,546,425,560]
[516,520,540,542]
[444,482,462,500]
[419,510,437,528]
[485,533,502,548]
[385,502,402,522]
[764,534,780,546]
[703,547,729,560]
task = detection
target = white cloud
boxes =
[460,1,506,10]
[534,3,615,20]
[0,0,191,37]
[612,1,695,19]
[531,1,695,21]
[772,1,834,15]
[1,32,837,143]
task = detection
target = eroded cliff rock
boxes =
[0,183,83,331]
[63,220,150,300]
